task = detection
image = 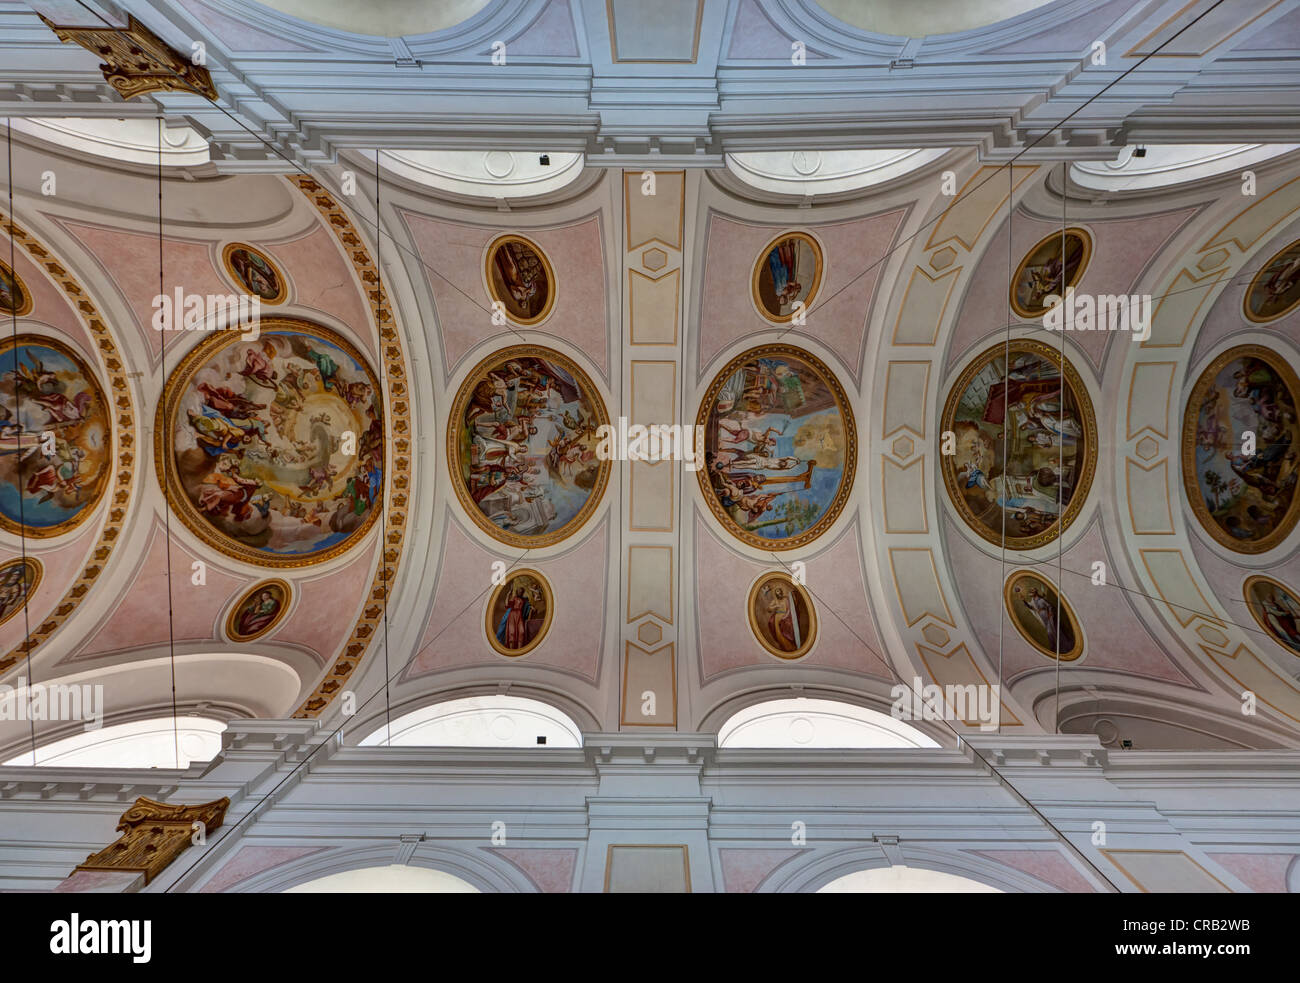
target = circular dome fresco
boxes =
[448,346,610,548]
[697,344,856,550]
[157,319,384,567]
[940,339,1097,550]
[0,335,112,539]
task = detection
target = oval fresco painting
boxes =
[485,568,553,657]
[0,557,41,629]
[0,335,111,538]
[752,231,823,323]
[1004,570,1083,661]
[222,243,286,305]
[748,571,817,659]
[226,579,291,642]
[941,339,1097,550]
[1,259,33,316]
[1010,227,1092,319]
[698,345,855,550]
[1243,575,1300,657]
[157,319,384,566]
[1244,238,1300,323]
[449,346,609,548]
[1181,345,1299,554]
[484,234,555,326]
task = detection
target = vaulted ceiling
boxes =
[1,0,1299,760]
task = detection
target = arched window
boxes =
[726,149,948,196]
[1,716,227,768]
[717,698,940,749]
[357,695,583,748]
[284,865,479,893]
[1070,144,1297,192]
[9,118,209,167]
[364,150,585,199]
[819,867,1002,892]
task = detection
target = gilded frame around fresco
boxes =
[1003,569,1084,662]
[940,338,1098,552]
[155,317,384,568]
[0,258,33,317]
[484,567,555,658]
[483,233,557,327]
[1242,574,1300,657]
[750,229,824,325]
[0,557,42,630]
[0,333,112,539]
[448,344,611,549]
[1180,343,1300,555]
[1008,226,1092,320]
[695,343,857,551]
[747,570,818,660]
[225,578,292,642]
[1243,238,1300,324]
[221,242,287,306]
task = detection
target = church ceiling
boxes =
[0,0,1298,760]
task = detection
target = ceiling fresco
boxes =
[1,0,1299,769]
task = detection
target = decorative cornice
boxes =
[286,176,413,717]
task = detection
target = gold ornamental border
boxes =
[0,210,135,677]
[1242,238,1300,324]
[483,233,557,327]
[695,343,857,551]
[1242,574,1300,657]
[484,567,555,658]
[220,242,288,306]
[939,338,1098,552]
[0,334,113,538]
[447,344,611,549]
[1003,569,1084,662]
[1008,226,1093,320]
[288,175,413,718]
[1180,344,1300,555]
[1,258,33,316]
[750,229,824,325]
[225,577,292,643]
[153,316,383,567]
[747,570,818,660]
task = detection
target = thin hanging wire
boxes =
[1054,164,1067,732]
[156,118,181,769]
[997,166,1012,734]
[5,118,37,764]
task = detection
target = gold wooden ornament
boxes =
[75,796,230,885]
[39,14,217,102]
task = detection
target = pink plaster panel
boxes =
[199,845,326,893]
[949,206,1197,374]
[698,210,905,382]
[272,224,375,358]
[401,210,608,379]
[695,515,890,680]
[492,847,578,893]
[969,849,1097,892]
[945,517,1193,686]
[0,522,100,655]
[0,230,96,361]
[59,221,230,362]
[1206,852,1295,893]
[718,847,801,892]
[74,521,243,658]
[409,516,606,682]
[272,537,378,667]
